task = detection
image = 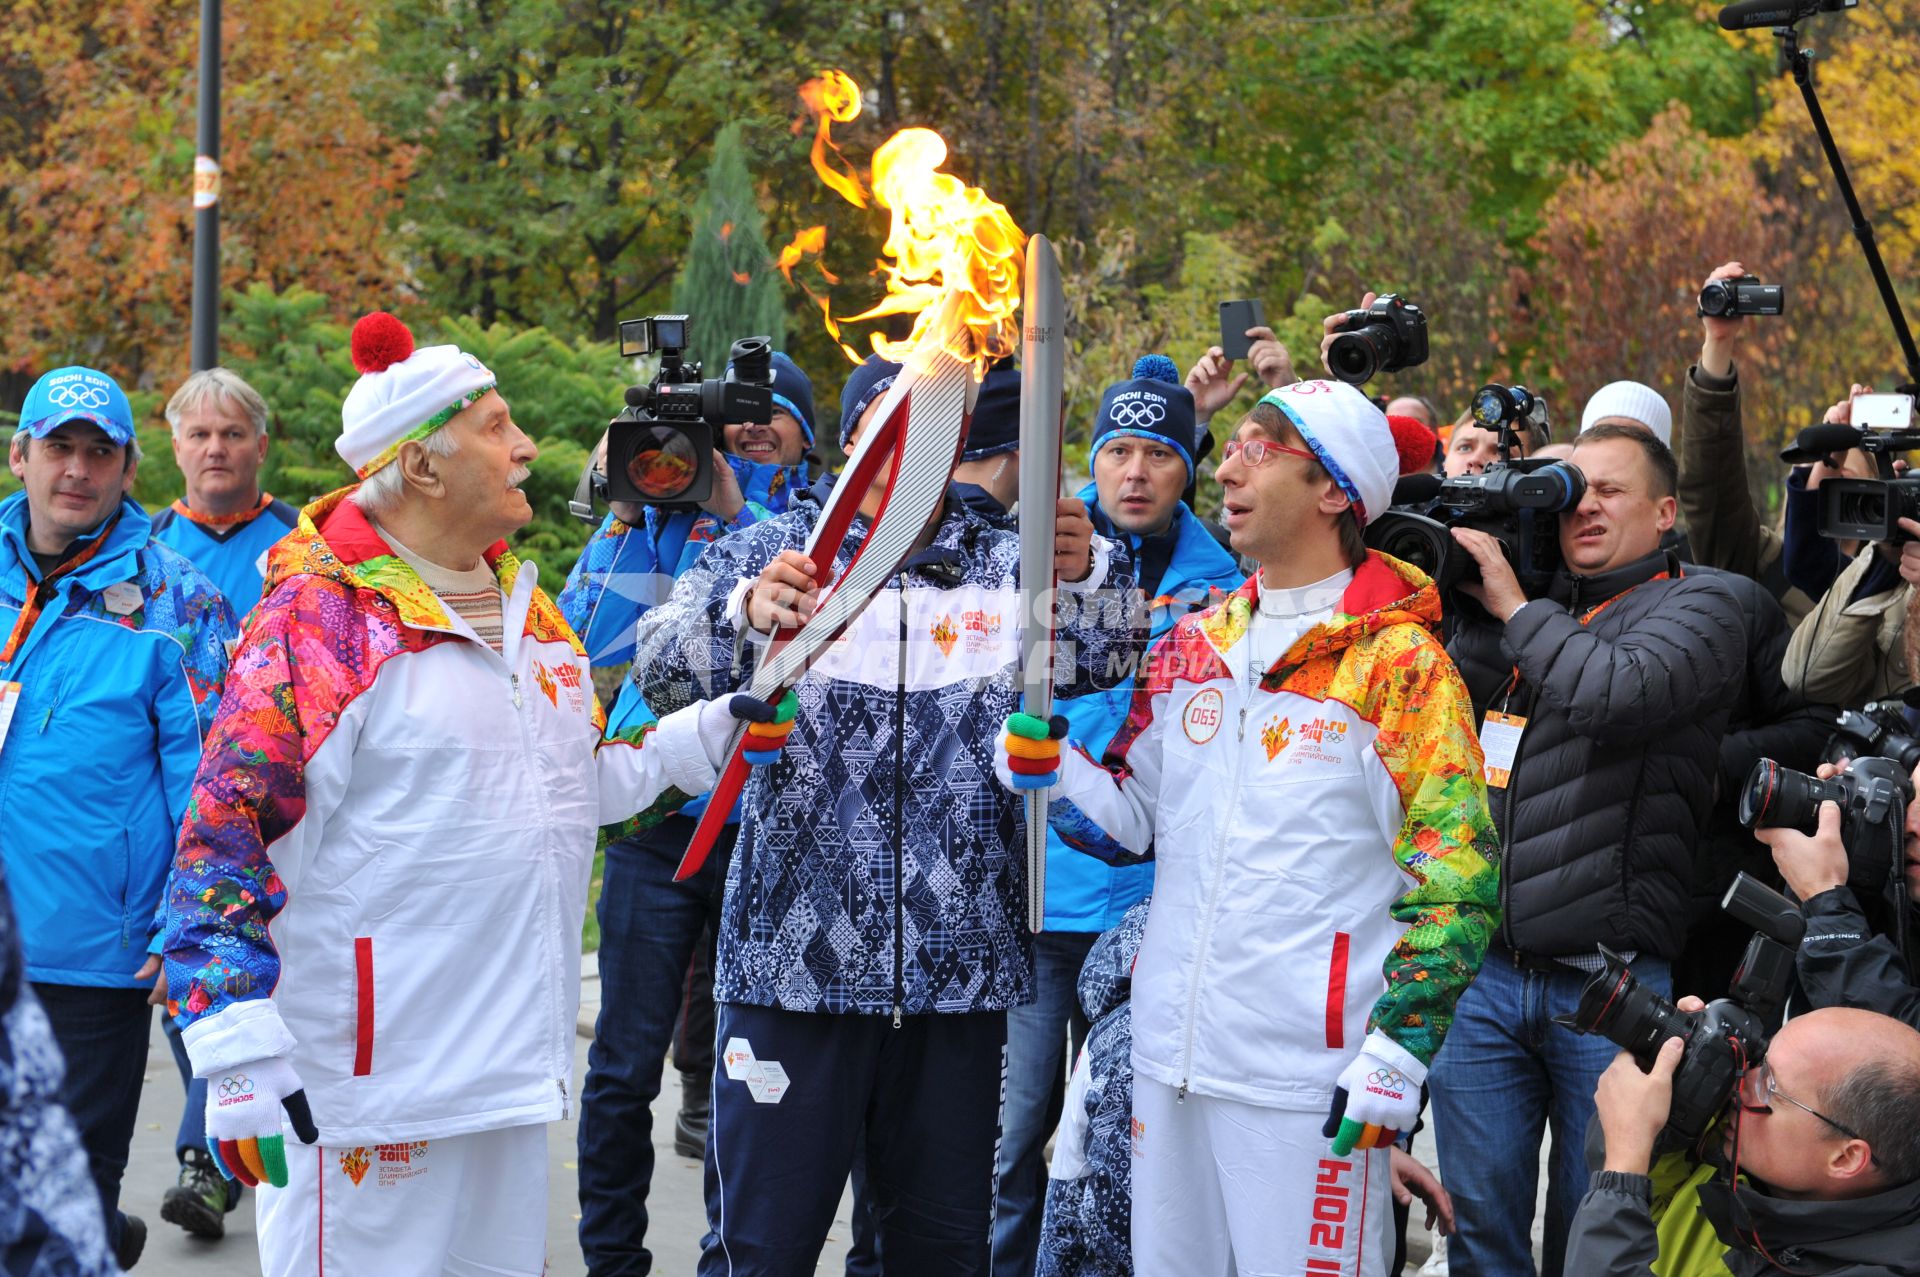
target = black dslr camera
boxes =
[1326,294,1429,387]
[1366,388,1583,597]
[1824,699,1920,771]
[1560,873,1804,1145]
[1739,754,1912,894]
[1697,275,1785,318]
[602,316,774,507]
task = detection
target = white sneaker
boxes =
[1416,1234,1448,1276]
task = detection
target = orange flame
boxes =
[796,71,867,208]
[785,71,1024,374]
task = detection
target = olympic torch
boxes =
[1016,234,1066,934]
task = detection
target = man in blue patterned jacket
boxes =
[627,355,1144,1277]
[0,366,237,1270]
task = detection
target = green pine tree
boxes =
[671,122,787,376]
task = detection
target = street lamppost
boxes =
[190,0,220,372]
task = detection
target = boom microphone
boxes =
[1393,472,1442,508]
[1717,0,1855,31]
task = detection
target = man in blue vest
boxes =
[147,366,298,1240]
[149,369,300,613]
[1,366,237,1270]
[990,355,1244,1277]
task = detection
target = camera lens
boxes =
[1699,280,1733,318]
[1327,325,1389,385]
[1738,757,1835,836]
[1564,948,1694,1066]
[623,426,702,501]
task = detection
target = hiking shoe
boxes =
[161,1150,237,1240]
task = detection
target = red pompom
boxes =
[1387,414,1438,477]
[350,311,415,374]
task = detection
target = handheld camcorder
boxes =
[602,316,774,508]
[1697,274,1785,319]
[1325,294,1429,388]
[1366,384,1583,598]
[1558,873,1805,1145]
[1739,754,1912,895]
[1780,404,1920,545]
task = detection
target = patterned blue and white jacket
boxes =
[629,490,1143,1016]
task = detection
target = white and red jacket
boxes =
[163,491,720,1146]
[1039,554,1501,1110]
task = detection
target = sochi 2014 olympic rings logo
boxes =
[217,1075,256,1098]
[47,382,111,410]
[1366,1068,1407,1092]
[1109,399,1166,430]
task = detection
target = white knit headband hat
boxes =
[337,312,497,479]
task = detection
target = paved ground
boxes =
[118,956,1534,1275]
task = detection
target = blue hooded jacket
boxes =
[1041,483,1243,932]
[0,493,237,987]
[557,452,807,667]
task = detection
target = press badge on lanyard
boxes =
[0,682,21,756]
[1481,710,1526,788]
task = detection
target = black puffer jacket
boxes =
[1448,548,1748,958]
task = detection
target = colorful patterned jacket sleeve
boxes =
[1366,631,1502,1067]
[164,577,429,1065]
[145,552,240,839]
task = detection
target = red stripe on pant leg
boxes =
[353,937,374,1076]
[317,1145,325,1277]
[1325,931,1350,1050]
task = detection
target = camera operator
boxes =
[1443,404,1547,478]
[1565,1005,1920,1275]
[1779,396,1920,706]
[557,347,817,1277]
[1430,423,1749,1276]
[1754,761,1920,1029]
[1678,261,1816,624]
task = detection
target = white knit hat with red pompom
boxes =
[337,312,497,479]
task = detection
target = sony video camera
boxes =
[1559,873,1805,1145]
[1365,383,1582,597]
[602,316,774,508]
[1697,274,1786,319]
[1325,294,1429,388]
[1779,394,1920,544]
[1740,753,1912,895]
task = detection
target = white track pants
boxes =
[256,1124,548,1277]
[1131,1077,1393,1277]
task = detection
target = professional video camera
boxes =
[1740,753,1911,895]
[1776,396,1920,543]
[1559,872,1805,1146]
[1824,698,1920,771]
[599,317,774,508]
[1325,294,1429,387]
[1365,384,1584,597]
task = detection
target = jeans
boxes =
[165,1014,209,1161]
[1427,946,1671,1277]
[34,983,152,1252]
[990,931,1095,1277]
[577,816,733,1277]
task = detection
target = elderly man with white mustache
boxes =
[160,313,782,1277]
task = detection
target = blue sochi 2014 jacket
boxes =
[1040,485,1243,933]
[628,490,1144,1016]
[149,494,300,615]
[558,453,807,668]
[0,493,237,988]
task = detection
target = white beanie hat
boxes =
[1579,380,1672,446]
[1257,380,1397,529]
[338,312,497,479]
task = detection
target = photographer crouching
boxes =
[1567,1003,1920,1274]
[1429,424,1750,1275]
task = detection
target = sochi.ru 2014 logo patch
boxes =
[1182,688,1224,744]
[339,1146,371,1187]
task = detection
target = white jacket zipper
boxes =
[1178,655,1255,1101]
